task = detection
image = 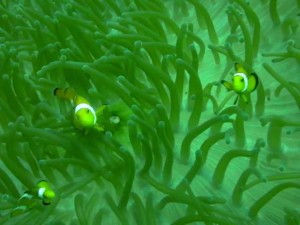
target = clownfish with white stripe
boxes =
[221,63,259,104]
[10,180,56,217]
[27,180,56,205]
[54,87,106,134]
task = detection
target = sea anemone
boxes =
[0,0,299,224]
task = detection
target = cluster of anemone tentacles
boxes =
[0,0,300,225]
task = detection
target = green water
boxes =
[0,0,299,225]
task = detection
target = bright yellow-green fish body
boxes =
[54,88,104,133]
[72,94,97,131]
[221,63,259,103]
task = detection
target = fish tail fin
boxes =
[15,193,36,211]
[10,205,28,217]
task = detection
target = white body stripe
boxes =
[234,72,248,92]
[38,187,46,198]
[75,103,97,124]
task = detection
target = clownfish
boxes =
[27,180,56,205]
[11,180,56,217]
[54,87,105,134]
[221,63,259,103]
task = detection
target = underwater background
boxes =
[0,0,300,224]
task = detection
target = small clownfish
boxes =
[221,63,259,104]
[54,87,105,134]
[11,181,56,217]
[26,180,56,205]
[21,180,55,205]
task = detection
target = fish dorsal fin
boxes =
[54,88,76,101]
[234,63,247,74]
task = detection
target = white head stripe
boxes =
[234,72,248,92]
[75,103,97,124]
[38,187,46,198]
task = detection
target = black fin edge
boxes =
[250,72,259,92]
[53,88,61,96]
[42,200,51,206]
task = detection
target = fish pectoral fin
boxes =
[96,105,107,116]
[221,80,233,91]
[248,72,259,92]
[94,124,105,131]
[241,94,249,104]
[234,62,247,73]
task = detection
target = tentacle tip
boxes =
[81,65,89,72]
[117,75,126,83]
[105,131,113,138]
[158,121,165,128]
[123,50,132,56]
[127,120,135,127]
[176,58,184,65]
[134,41,143,48]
